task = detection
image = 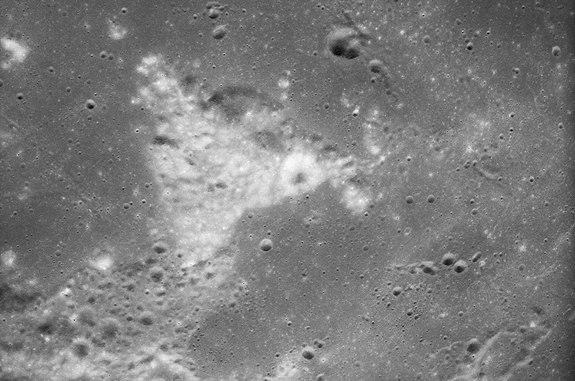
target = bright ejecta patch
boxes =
[107,20,128,40]
[1,249,16,268]
[276,149,328,198]
[1,37,29,69]
[133,55,371,277]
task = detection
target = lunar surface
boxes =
[0,1,573,380]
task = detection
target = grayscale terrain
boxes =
[0,1,573,380]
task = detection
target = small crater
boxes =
[100,317,120,339]
[212,24,228,40]
[441,252,457,266]
[420,261,438,275]
[259,238,273,252]
[302,346,315,360]
[368,59,384,73]
[138,311,154,325]
[85,99,96,110]
[453,259,468,273]
[313,338,325,348]
[466,338,481,353]
[77,307,97,327]
[149,266,164,282]
[71,338,90,358]
[152,241,169,254]
[206,1,226,19]
[327,27,365,60]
